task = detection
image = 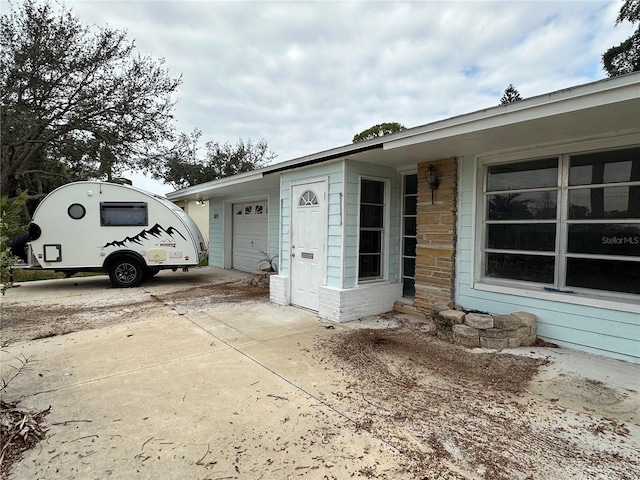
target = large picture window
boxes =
[480,146,640,296]
[359,179,386,280]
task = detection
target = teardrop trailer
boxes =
[10,181,209,287]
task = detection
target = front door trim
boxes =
[289,177,328,311]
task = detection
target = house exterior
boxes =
[173,199,210,244]
[167,73,640,364]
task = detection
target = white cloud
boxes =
[3,0,632,194]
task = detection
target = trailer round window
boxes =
[68,203,86,220]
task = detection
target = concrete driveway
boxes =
[2,269,413,479]
[1,268,639,480]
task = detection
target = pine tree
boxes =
[499,84,523,105]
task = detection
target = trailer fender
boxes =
[104,251,146,288]
[29,222,42,240]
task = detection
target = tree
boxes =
[152,129,277,190]
[352,122,406,143]
[1,0,181,211]
[602,0,640,76]
[499,84,523,105]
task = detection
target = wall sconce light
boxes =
[425,164,439,204]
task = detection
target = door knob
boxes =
[291,252,295,257]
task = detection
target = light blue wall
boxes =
[344,160,400,289]
[278,160,401,289]
[280,162,344,287]
[456,155,640,363]
[208,187,280,269]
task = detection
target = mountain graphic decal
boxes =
[102,223,187,248]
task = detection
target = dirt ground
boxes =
[1,274,639,479]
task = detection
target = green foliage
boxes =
[152,129,277,190]
[1,0,181,209]
[352,122,407,143]
[602,0,640,76]
[0,191,29,292]
[499,84,523,105]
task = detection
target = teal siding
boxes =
[344,160,400,289]
[280,162,343,287]
[209,197,224,267]
[455,155,640,363]
[207,188,280,270]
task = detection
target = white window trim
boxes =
[472,140,640,312]
[357,176,391,283]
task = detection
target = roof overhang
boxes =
[168,73,640,202]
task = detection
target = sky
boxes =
[2,0,634,195]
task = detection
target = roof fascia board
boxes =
[167,170,264,200]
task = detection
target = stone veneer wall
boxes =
[414,158,458,311]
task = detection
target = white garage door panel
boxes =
[232,203,268,272]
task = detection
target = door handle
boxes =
[291,252,295,257]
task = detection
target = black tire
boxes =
[108,258,144,288]
[9,233,30,262]
[143,268,160,279]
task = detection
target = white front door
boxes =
[290,181,327,311]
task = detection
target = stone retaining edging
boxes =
[430,304,537,349]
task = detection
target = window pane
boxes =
[402,278,415,297]
[569,147,640,186]
[359,254,381,278]
[360,205,383,228]
[403,237,417,257]
[404,217,416,235]
[487,192,557,220]
[487,158,558,191]
[403,257,415,277]
[100,202,148,226]
[568,224,640,256]
[404,174,418,195]
[361,179,385,203]
[486,253,554,283]
[568,186,640,219]
[404,195,417,215]
[487,224,556,251]
[360,230,382,253]
[566,258,640,294]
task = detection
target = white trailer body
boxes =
[19,181,208,287]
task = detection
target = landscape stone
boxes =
[452,324,479,337]
[480,336,510,349]
[465,313,494,329]
[440,309,466,324]
[479,328,509,339]
[493,314,525,330]
[454,333,480,348]
[512,311,537,328]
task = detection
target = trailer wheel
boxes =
[9,233,29,262]
[108,258,143,288]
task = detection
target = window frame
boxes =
[401,173,418,297]
[100,202,148,227]
[474,143,640,305]
[358,176,390,282]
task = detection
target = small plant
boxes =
[1,191,29,294]
[0,342,35,394]
[258,251,278,272]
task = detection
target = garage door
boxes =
[232,201,268,272]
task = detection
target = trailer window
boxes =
[100,202,148,226]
